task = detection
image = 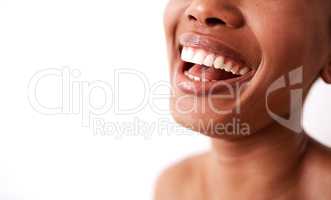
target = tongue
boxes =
[188,64,238,81]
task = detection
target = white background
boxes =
[0,0,330,199]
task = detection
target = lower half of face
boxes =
[165,0,330,138]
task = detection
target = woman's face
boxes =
[164,0,331,137]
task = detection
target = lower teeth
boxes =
[184,71,214,82]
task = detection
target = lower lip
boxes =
[174,62,256,96]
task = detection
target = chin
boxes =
[170,97,264,139]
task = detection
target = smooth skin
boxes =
[155,0,331,199]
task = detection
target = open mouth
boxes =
[175,33,257,95]
[181,46,252,82]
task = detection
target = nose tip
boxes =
[185,1,244,28]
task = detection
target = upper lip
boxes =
[179,32,249,67]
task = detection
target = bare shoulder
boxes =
[153,152,208,200]
[300,138,331,199]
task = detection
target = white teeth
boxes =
[239,67,250,75]
[184,71,194,80]
[192,49,207,65]
[230,65,239,75]
[214,56,225,69]
[185,71,196,81]
[184,71,210,82]
[181,47,194,62]
[193,76,200,81]
[181,47,252,76]
[223,62,233,72]
[203,54,216,67]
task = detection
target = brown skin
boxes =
[155,0,331,199]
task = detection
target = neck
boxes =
[206,123,309,199]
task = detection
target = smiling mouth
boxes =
[181,46,252,82]
[175,33,257,95]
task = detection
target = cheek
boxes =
[255,16,327,96]
[246,1,328,82]
[164,1,187,40]
[258,17,307,68]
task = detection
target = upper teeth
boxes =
[181,47,251,75]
